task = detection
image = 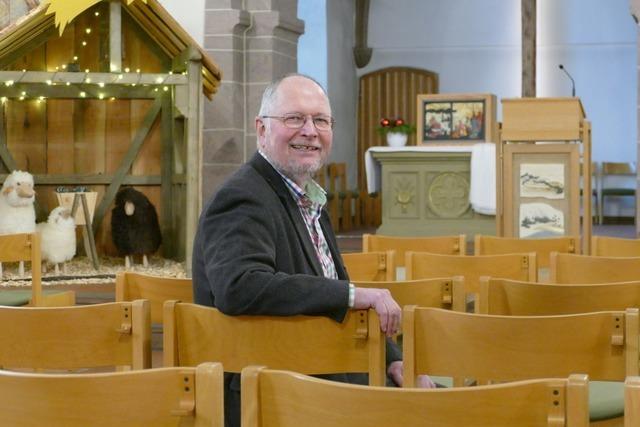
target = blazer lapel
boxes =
[249,153,324,277]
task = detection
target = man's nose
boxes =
[299,116,318,136]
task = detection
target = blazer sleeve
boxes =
[195,181,350,322]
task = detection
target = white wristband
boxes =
[348,283,355,308]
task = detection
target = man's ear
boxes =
[255,116,266,137]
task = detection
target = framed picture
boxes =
[416,93,497,144]
[501,144,580,239]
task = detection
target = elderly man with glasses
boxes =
[192,73,435,427]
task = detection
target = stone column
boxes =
[201,0,304,202]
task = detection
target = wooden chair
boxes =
[406,251,537,297]
[241,366,589,427]
[474,234,579,268]
[550,252,640,284]
[599,161,636,225]
[0,232,75,307]
[354,276,466,312]
[341,251,395,281]
[115,271,192,324]
[163,301,386,385]
[626,376,640,427]
[0,300,151,371]
[478,277,640,315]
[0,362,223,426]
[403,306,639,424]
[362,234,466,268]
[592,236,640,257]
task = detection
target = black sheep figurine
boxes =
[111,188,162,268]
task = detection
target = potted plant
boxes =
[376,117,415,147]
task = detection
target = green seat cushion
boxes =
[430,376,453,388]
[424,378,622,421]
[0,290,32,306]
[589,381,624,421]
[0,290,71,307]
[602,188,636,196]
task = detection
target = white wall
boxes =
[158,0,204,44]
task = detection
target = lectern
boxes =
[497,98,592,254]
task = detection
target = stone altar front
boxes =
[366,147,496,237]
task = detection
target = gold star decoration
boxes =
[44,0,147,35]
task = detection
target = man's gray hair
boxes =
[257,73,330,116]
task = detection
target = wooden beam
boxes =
[0,71,187,86]
[184,51,203,273]
[91,97,162,234]
[354,0,372,68]
[521,0,536,97]
[0,174,162,185]
[0,84,161,99]
[109,0,122,72]
[161,92,174,257]
[0,102,17,173]
[0,25,57,69]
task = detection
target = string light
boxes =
[124,67,130,73]
[163,86,168,92]
[98,93,105,100]
[46,79,52,85]
[85,28,92,34]
[82,41,87,46]
[73,56,78,61]
[94,11,99,16]
[79,91,86,98]
[0,97,6,103]
[98,82,105,88]
[5,80,14,86]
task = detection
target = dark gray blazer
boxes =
[192,152,401,426]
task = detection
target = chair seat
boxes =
[602,188,636,196]
[590,381,623,421]
[0,290,68,306]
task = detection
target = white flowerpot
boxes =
[386,132,408,147]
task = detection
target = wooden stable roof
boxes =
[0,0,221,98]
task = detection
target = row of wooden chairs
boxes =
[5,298,640,425]
[348,239,640,285]
[17,360,640,426]
[363,233,640,261]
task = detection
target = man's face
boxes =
[256,76,333,186]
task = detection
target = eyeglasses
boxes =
[260,113,335,131]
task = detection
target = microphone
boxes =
[558,64,576,97]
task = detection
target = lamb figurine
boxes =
[36,206,76,275]
[111,188,162,268]
[0,170,36,277]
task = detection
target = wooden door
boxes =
[357,67,438,190]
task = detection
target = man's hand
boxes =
[352,287,401,337]
[387,361,436,388]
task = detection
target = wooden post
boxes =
[521,0,536,97]
[161,92,174,258]
[185,47,203,275]
[109,1,122,72]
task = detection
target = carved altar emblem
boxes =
[428,172,470,218]
[393,178,415,214]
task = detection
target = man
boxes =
[193,74,434,426]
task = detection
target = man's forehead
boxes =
[273,78,331,112]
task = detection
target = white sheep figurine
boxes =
[36,206,76,275]
[0,170,36,277]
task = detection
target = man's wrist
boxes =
[348,283,355,308]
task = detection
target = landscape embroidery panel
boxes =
[520,163,565,199]
[519,202,565,238]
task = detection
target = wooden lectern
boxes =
[497,98,592,255]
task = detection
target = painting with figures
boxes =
[422,100,485,141]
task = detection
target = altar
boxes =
[366,146,496,238]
